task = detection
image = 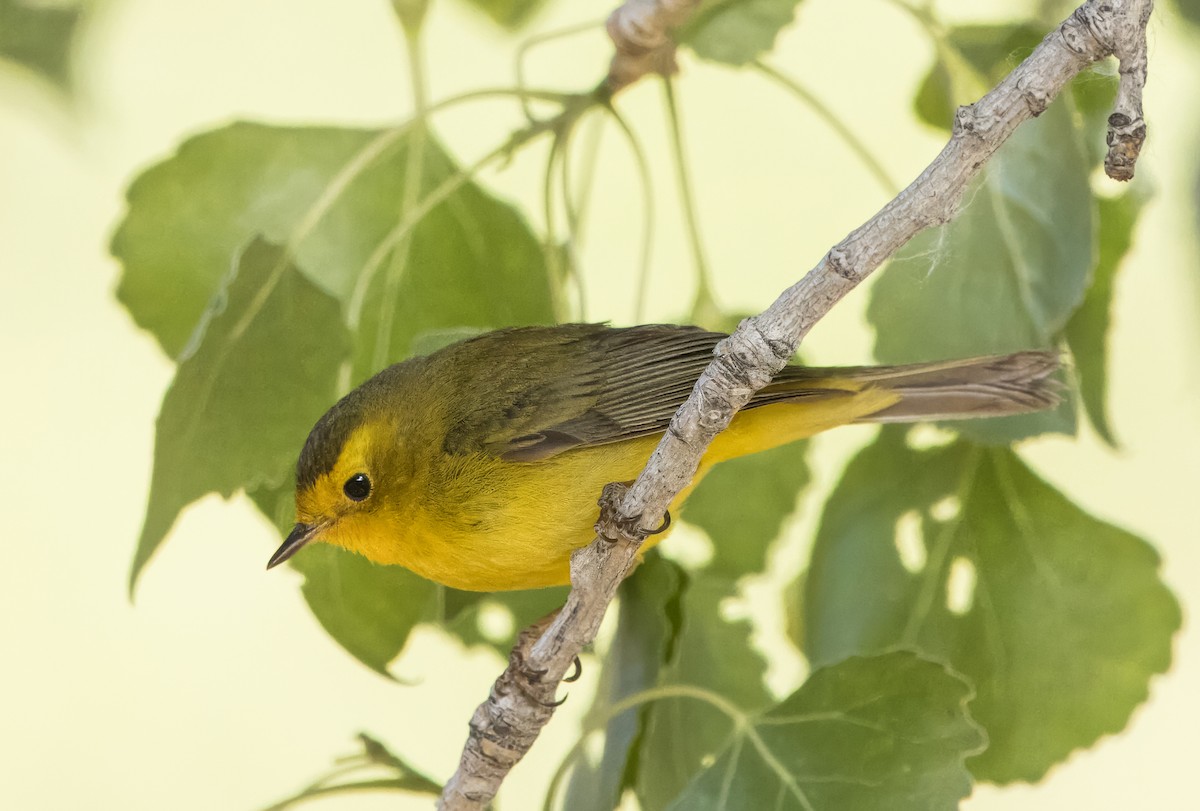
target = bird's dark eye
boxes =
[343,473,371,501]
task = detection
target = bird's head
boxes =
[267,375,411,569]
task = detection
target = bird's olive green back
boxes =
[296,323,1060,487]
[426,324,857,462]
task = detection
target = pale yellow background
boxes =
[2,1,1197,809]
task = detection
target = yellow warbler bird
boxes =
[267,324,1058,591]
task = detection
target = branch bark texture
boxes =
[438,1,1153,808]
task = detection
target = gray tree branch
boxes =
[437,1,1154,808]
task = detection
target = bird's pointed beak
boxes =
[267,522,324,570]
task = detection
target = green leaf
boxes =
[664,652,985,811]
[113,123,407,357]
[569,440,810,810]
[131,239,350,590]
[563,554,681,811]
[801,430,1180,783]
[1172,0,1200,26]
[1069,66,1120,167]
[683,441,810,576]
[869,98,1092,442]
[351,142,555,380]
[113,124,553,364]
[635,573,772,810]
[0,0,83,90]
[1064,189,1148,446]
[677,0,805,67]
[457,0,550,29]
[250,480,435,677]
[913,24,1043,130]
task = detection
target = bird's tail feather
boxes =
[850,351,1062,423]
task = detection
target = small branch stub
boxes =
[604,0,702,93]
[1098,0,1153,180]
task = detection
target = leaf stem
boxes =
[370,25,431,372]
[662,75,719,324]
[559,109,605,320]
[515,18,608,122]
[543,128,570,321]
[600,103,656,323]
[883,0,990,101]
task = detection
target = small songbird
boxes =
[267,324,1059,591]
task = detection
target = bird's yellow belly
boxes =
[394,437,666,591]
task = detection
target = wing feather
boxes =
[432,324,850,462]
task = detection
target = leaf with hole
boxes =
[799,429,1180,783]
[683,440,810,576]
[440,586,568,655]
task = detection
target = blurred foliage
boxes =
[913,23,1044,131]
[460,0,551,29]
[1065,188,1149,446]
[0,0,84,91]
[677,0,807,66]
[262,733,440,810]
[1177,0,1200,24]
[87,0,1182,808]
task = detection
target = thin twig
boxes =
[437,1,1153,808]
[661,75,718,323]
[601,104,657,323]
